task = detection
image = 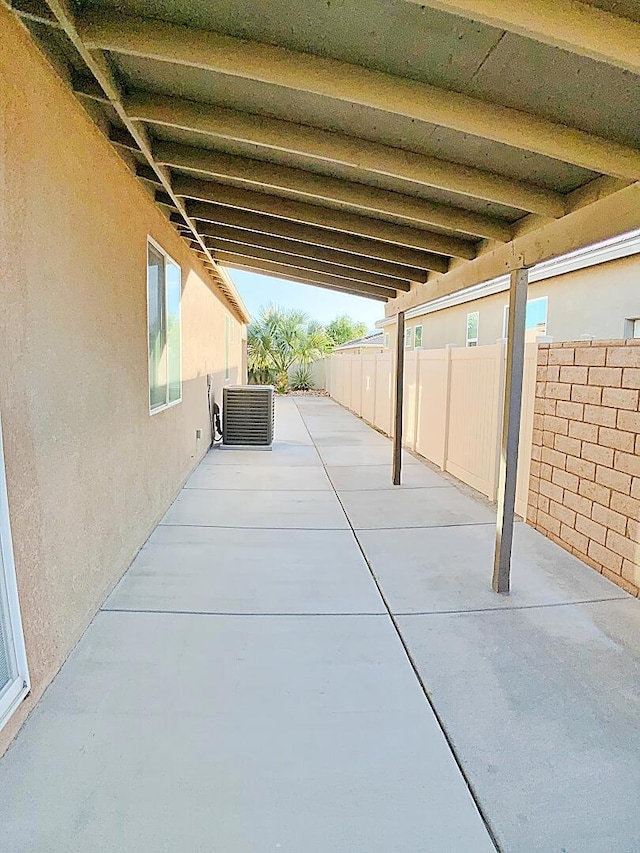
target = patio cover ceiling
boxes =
[8,0,640,318]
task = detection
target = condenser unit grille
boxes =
[223,386,275,447]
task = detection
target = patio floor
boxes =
[1,396,640,852]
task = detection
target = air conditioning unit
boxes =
[222,385,275,448]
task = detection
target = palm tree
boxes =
[247,305,331,391]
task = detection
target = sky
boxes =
[227,269,385,330]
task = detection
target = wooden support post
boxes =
[493,269,529,593]
[392,311,406,486]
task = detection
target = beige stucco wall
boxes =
[0,10,244,754]
[383,254,640,351]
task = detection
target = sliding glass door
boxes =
[0,412,29,731]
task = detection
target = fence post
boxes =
[493,268,529,594]
[441,343,455,471]
[491,338,508,501]
[412,349,421,452]
[392,311,406,485]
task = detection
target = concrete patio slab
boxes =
[396,598,640,853]
[105,527,385,614]
[185,463,332,491]
[312,431,391,447]
[316,444,420,467]
[327,462,451,491]
[200,443,321,467]
[358,522,628,613]
[161,488,348,529]
[6,394,640,853]
[340,485,496,529]
[0,611,495,853]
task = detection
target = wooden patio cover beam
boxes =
[156,141,511,241]
[176,177,477,260]
[182,207,449,273]
[39,0,249,321]
[218,256,393,301]
[202,238,411,291]
[196,223,428,282]
[410,0,640,75]
[79,9,640,179]
[126,91,564,218]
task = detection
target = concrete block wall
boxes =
[528,340,640,596]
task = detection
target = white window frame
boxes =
[624,318,640,339]
[414,325,423,349]
[466,311,479,347]
[404,327,413,349]
[0,411,30,732]
[147,237,182,414]
[503,296,548,339]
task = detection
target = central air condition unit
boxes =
[222,385,275,448]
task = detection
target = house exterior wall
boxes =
[0,11,244,753]
[528,341,640,597]
[383,254,640,352]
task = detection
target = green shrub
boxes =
[290,365,315,391]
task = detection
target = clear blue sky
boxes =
[227,269,384,330]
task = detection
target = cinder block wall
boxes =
[528,341,640,596]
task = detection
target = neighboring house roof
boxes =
[335,331,384,351]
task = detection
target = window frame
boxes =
[0,410,30,733]
[466,311,479,347]
[503,296,548,339]
[404,326,413,350]
[414,325,423,349]
[147,237,182,415]
[624,317,640,339]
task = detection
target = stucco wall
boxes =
[0,10,244,753]
[383,254,640,351]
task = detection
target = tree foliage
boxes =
[326,315,368,347]
[247,305,331,391]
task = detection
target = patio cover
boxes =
[6,0,640,317]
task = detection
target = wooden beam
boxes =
[202,238,409,291]
[126,92,564,218]
[108,125,140,152]
[11,0,60,26]
[219,256,392,301]
[38,0,249,324]
[176,177,477,260]
[197,223,428,282]
[71,72,110,104]
[136,163,163,187]
[190,204,449,272]
[389,181,640,314]
[156,141,511,241]
[412,0,640,75]
[79,10,640,179]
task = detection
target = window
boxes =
[0,412,29,732]
[405,327,413,349]
[147,240,182,412]
[384,332,389,349]
[414,325,423,349]
[624,318,640,339]
[503,296,548,340]
[466,311,479,347]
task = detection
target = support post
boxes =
[493,269,529,593]
[392,311,406,485]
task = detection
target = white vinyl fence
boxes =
[327,343,537,517]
